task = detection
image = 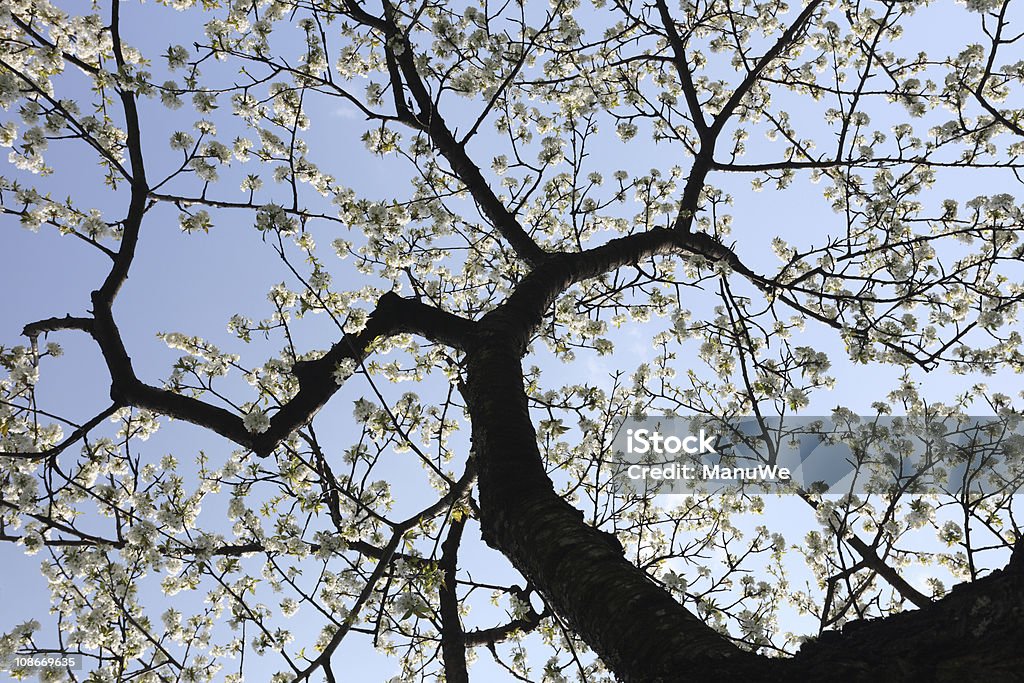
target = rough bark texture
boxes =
[791,549,1024,681]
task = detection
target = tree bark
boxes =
[790,547,1024,682]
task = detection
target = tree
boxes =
[2,0,1024,680]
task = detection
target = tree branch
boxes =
[462,584,547,647]
[0,403,121,460]
[653,0,709,136]
[708,0,823,138]
[352,1,549,267]
[293,460,476,682]
[439,516,469,683]
[84,291,474,455]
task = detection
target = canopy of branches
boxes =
[2,0,1023,681]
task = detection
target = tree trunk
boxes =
[462,334,1024,682]
[463,338,773,681]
